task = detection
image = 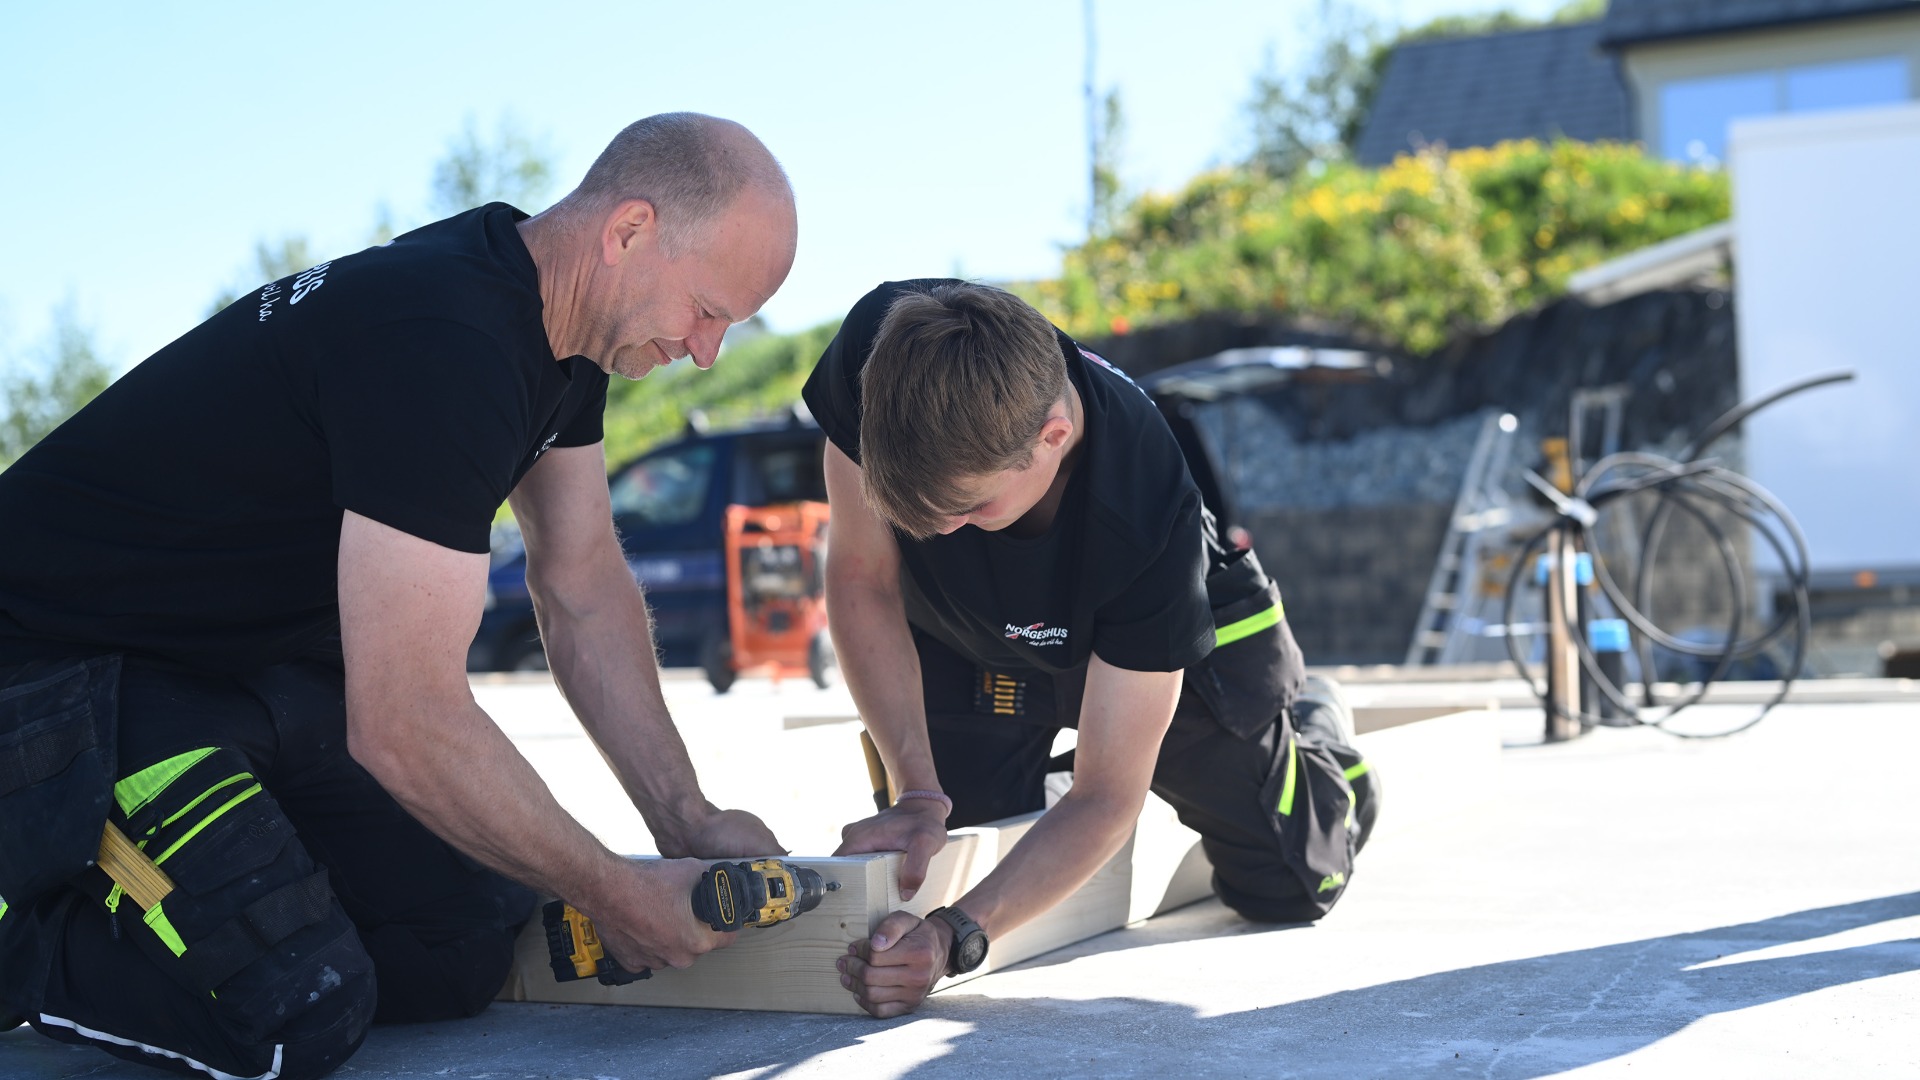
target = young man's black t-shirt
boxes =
[803,279,1239,686]
[0,203,608,674]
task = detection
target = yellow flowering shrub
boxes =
[1021,140,1730,355]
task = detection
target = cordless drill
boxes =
[544,857,838,985]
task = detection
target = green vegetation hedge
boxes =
[599,319,841,468]
[592,139,1728,476]
[1020,139,1730,355]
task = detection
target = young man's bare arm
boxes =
[508,442,784,859]
[336,509,726,973]
[840,656,1180,1018]
[822,441,951,898]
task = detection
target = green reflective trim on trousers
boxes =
[1277,739,1299,817]
[0,898,9,922]
[1216,601,1285,648]
[114,748,218,817]
[1343,761,1371,782]
[161,772,254,829]
[152,784,262,868]
[143,901,187,957]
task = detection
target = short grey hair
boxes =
[570,112,790,256]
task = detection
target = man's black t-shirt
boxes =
[802,279,1220,679]
[0,204,608,674]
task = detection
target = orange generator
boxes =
[706,501,834,692]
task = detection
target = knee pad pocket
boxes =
[104,746,371,1041]
[1253,724,1359,920]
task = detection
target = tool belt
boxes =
[1,655,340,1016]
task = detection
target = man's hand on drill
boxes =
[587,857,736,973]
[834,800,949,900]
[667,805,787,860]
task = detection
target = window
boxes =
[1660,56,1910,165]
[741,441,828,505]
[609,443,715,527]
[1786,56,1909,112]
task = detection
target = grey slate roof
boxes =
[1600,0,1920,46]
[1353,21,1630,166]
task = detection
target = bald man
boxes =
[0,113,797,1079]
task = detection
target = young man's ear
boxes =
[1037,406,1074,453]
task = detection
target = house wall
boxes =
[1620,9,1920,154]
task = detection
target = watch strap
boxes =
[924,905,986,976]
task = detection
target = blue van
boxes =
[468,410,828,673]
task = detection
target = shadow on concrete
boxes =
[17,894,1912,1078]
[742,891,1920,1080]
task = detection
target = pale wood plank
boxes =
[1125,791,1214,923]
[497,708,1499,1013]
[498,852,893,1015]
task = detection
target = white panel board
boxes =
[1730,103,1920,569]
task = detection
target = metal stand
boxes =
[1543,530,1584,742]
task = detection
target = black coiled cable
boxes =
[1502,371,1855,738]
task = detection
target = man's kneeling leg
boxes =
[11,741,376,1079]
[1153,678,1376,924]
[254,668,534,1026]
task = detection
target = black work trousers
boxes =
[0,656,534,1080]
[916,630,1373,923]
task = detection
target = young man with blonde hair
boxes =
[805,279,1381,1018]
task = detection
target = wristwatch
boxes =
[924,906,989,976]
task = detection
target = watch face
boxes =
[955,930,989,973]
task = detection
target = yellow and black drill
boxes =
[543,857,838,985]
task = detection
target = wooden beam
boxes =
[498,850,897,1014]
[498,708,1499,1013]
[499,792,1207,1013]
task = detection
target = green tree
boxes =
[1,304,115,467]
[206,115,558,317]
[206,235,318,317]
[1242,2,1385,177]
[432,114,556,217]
[1244,0,1611,174]
[1091,88,1128,236]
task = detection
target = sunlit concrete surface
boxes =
[6,676,1917,1079]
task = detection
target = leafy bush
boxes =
[599,319,842,468]
[1022,139,1730,355]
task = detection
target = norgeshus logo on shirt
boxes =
[1006,622,1068,646]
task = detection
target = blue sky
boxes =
[1,0,1575,372]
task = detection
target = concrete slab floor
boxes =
[5,688,1917,1079]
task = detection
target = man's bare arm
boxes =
[842,657,1181,1017]
[822,441,950,898]
[336,509,721,971]
[508,442,784,859]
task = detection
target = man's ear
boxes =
[602,199,659,266]
[1037,410,1074,453]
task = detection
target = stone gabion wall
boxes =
[1195,404,1490,664]
[1199,402,1492,513]
[1088,288,1745,666]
